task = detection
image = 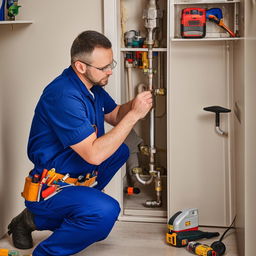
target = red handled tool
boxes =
[42,186,57,198]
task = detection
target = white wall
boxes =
[0,0,103,237]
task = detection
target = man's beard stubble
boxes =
[84,70,109,87]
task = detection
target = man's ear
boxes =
[74,61,86,74]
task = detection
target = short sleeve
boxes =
[43,94,95,148]
[99,88,117,114]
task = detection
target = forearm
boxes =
[71,91,152,165]
[91,111,137,164]
[115,100,133,124]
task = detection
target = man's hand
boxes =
[130,91,153,120]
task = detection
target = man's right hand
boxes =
[130,91,153,120]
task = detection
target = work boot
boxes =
[8,208,36,249]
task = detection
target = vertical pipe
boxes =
[148,37,156,175]
[158,52,162,89]
[127,65,133,100]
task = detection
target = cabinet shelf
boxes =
[121,48,168,52]
[172,0,240,4]
[0,20,34,25]
[171,37,242,41]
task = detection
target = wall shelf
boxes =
[121,48,168,52]
[0,20,34,25]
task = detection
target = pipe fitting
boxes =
[132,167,143,174]
[140,145,150,156]
[149,147,156,154]
[135,173,154,185]
[144,199,162,207]
[144,172,162,207]
[154,88,166,96]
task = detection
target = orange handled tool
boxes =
[40,169,48,182]
[208,15,235,37]
[206,8,236,38]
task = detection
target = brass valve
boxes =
[154,88,166,96]
[132,167,143,174]
[140,145,150,156]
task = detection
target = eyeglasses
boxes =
[79,59,117,72]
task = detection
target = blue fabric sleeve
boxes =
[101,89,117,114]
[43,94,95,148]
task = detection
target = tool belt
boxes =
[21,168,97,202]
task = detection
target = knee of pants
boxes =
[98,196,121,222]
[88,196,121,239]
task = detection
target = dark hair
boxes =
[70,30,112,64]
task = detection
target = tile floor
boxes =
[0,221,238,256]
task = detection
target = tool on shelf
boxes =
[181,8,206,38]
[6,0,21,20]
[124,30,145,48]
[206,8,236,37]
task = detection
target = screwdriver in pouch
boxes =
[39,169,48,182]
[77,175,85,183]
[60,173,70,182]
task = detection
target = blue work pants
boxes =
[25,144,129,256]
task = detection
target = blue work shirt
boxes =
[28,66,117,177]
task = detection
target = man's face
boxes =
[82,47,114,87]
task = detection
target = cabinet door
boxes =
[168,42,232,226]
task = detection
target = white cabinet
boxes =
[168,0,240,226]
[104,0,240,226]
